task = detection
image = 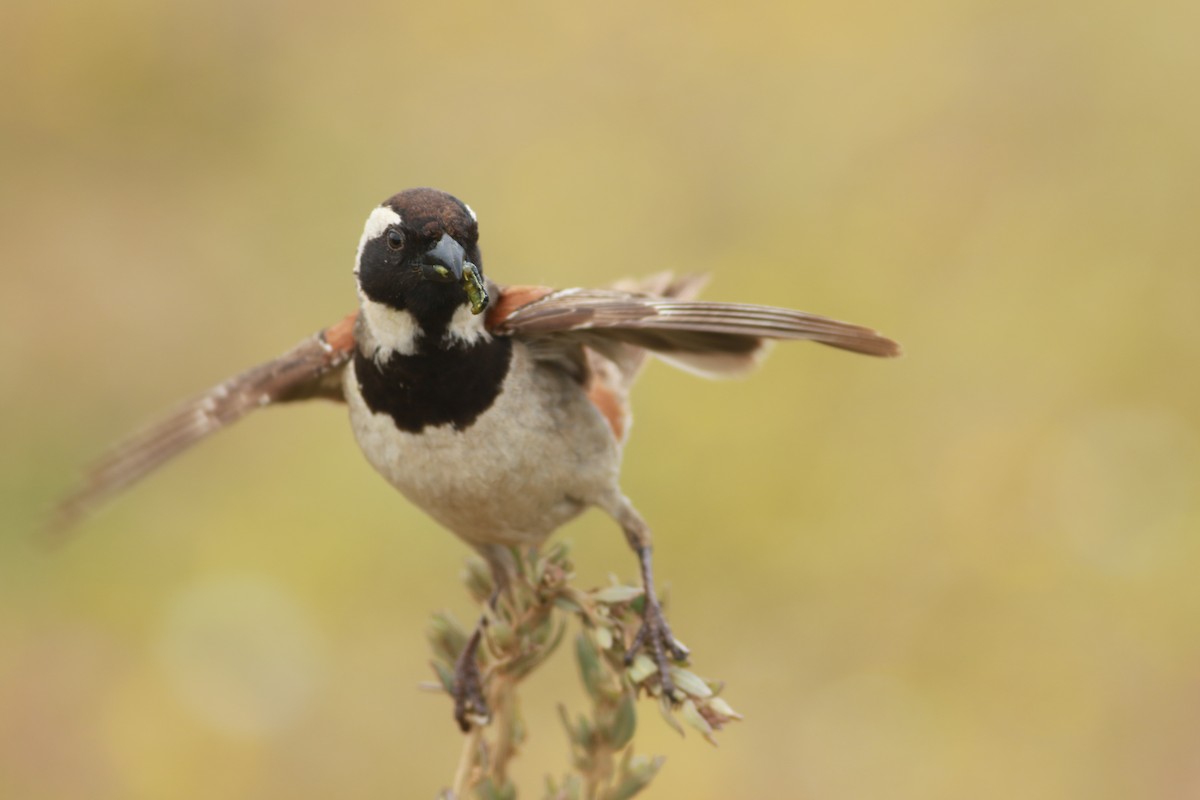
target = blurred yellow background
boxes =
[3,0,1199,797]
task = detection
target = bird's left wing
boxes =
[47,312,359,541]
[488,286,901,378]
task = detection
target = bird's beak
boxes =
[421,233,489,315]
[421,233,466,282]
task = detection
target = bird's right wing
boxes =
[46,311,360,542]
[486,273,900,442]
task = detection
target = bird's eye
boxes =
[386,229,405,251]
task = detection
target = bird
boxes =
[50,187,901,731]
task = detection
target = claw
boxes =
[611,507,691,702]
[452,627,490,731]
[624,624,649,666]
[625,594,689,701]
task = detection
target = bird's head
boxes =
[354,188,490,356]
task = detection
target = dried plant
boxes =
[427,543,741,799]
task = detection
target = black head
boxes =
[354,188,488,321]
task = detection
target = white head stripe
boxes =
[463,202,477,223]
[355,206,403,271]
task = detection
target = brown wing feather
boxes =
[580,273,713,442]
[46,312,359,542]
[489,274,720,444]
[491,286,901,380]
[485,284,555,330]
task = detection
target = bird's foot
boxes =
[625,593,690,700]
[453,626,489,731]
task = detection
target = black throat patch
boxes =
[354,337,513,433]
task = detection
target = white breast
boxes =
[344,344,621,549]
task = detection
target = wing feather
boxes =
[53,276,900,537]
[46,312,359,542]
[491,288,901,369]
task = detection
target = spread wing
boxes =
[50,279,900,538]
[46,312,359,542]
[488,284,901,378]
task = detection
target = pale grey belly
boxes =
[344,348,620,549]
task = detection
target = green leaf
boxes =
[593,585,644,604]
[626,653,657,685]
[490,618,516,651]
[554,596,582,613]
[657,695,684,737]
[679,699,717,745]
[427,611,468,663]
[576,714,595,750]
[544,619,568,657]
[545,540,570,564]
[575,633,605,700]
[708,696,743,721]
[557,703,578,743]
[601,753,665,800]
[667,666,713,699]
[463,558,494,604]
[607,691,637,750]
[594,625,614,651]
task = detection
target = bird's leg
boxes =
[453,614,488,731]
[452,554,511,731]
[608,495,690,700]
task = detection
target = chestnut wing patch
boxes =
[484,284,556,331]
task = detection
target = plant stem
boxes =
[451,725,483,798]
